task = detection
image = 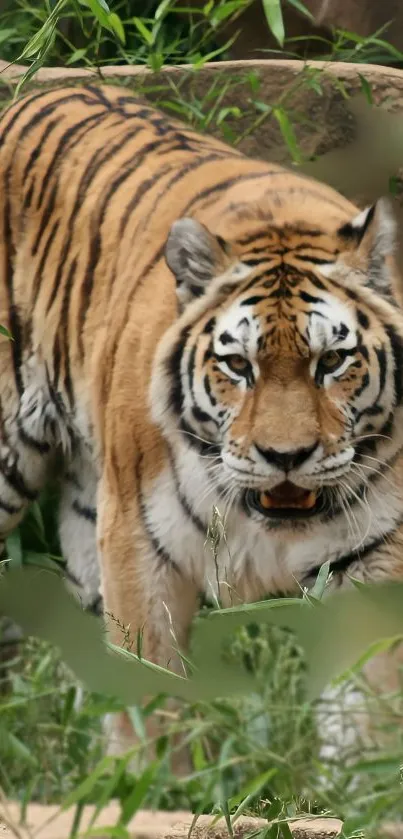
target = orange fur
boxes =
[0,86,402,765]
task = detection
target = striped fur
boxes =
[0,85,403,761]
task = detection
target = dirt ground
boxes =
[0,803,345,839]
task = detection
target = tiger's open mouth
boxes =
[247,481,323,519]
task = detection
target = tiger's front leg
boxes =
[97,468,199,773]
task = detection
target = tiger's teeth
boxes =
[260,492,275,509]
[299,491,317,509]
[259,490,317,510]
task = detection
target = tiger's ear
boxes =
[335,198,397,297]
[165,217,245,307]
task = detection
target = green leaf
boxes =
[85,829,129,839]
[358,73,374,105]
[132,17,154,45]
[108,13,125,44]
[211,2,247,23]
[203,0,214,14]
[261,0,284,47]
[66,47,88,64]
[119,760,160,824]
[61,685,77,726]
[0,29,16,45]
[247,70,261,93]
[252,99,272,114]
[154,0,175,20]
[308,561,330,601]
[263,798,283,820]
[272,107,302,163]
[15,59,46,98]
[331,634,402,687]
[61,756,113,809]
[90,757,132,826]
[191,33,238,67]
[351,755,402,775]
[229,768,278,816]
[216,106,242,124]
[0,324,12,340]
[285,0,313,20]
[78,0,111,29]
[79,0,110,14]
[5,731,37,765]
[19,20,57,59]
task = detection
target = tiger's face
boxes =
[152,200,403,528]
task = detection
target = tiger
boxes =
[0,84,402,765]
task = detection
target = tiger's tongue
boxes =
[260,481,317,510]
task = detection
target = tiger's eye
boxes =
[319,350,342,371]
[225,354,251,375]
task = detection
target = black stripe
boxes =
[60,257,77,407]
[34,109,110,252]
[192,405,215,424]
[385,325,403,405]
[77,137,174,357]
[300,290,325,305]
[85,84,112,109]
[204,374,216,407]
[53,335,62,388]
[41,123,143,311]
[134,453,180,573]
[133,154,254,267]
[240,294,267,307]
[307,528,400,579]
[65,471,81,490]
[32,218,60,298]
[352,371,370,399]
[32,182,58,258]
[17,422,50,454]
[167,446,206,534]
[22,115,60,182]
[74,122,145,213]
[179,417,220,457]
[308,275,327,291]
[187,343,197,398]
[0,461,37,501]
[23,178,35,211]
[166,325,190,415]
[0,496,23,515]
[356,309,370,330]
[86,594,103,616]
[271,185,349,212]
[35,102,108,210]
[295,255,334,265]
[118,162,174,240]
[3,167,22,394]
[374,345,387,400]
[72,499,97,522]
[0,90,56,149]
[240,255,272,267]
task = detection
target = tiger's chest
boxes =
[142,446,403,602]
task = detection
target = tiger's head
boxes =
[151,199,403,530]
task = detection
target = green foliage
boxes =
[0,0,242,71]
[1,0,402,76]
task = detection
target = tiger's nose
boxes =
[255,442,318,471]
